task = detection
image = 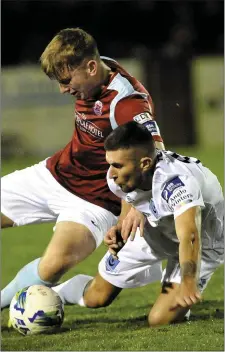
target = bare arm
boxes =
[121,206,146,241]
[175,206,202,282]
[172,206,202,308]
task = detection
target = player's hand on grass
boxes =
[171,280,202,309]
[104,224,124,259]
[121,207,146,242]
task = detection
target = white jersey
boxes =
[107,150,224,249]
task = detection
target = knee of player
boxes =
[84,283,115,308]
[83,274,120,309]
[148,310,168,327]
[84,291,112,309]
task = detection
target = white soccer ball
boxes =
[9,285,64,335]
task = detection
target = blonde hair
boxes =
[40,28,99,80]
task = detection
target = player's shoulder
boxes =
[101,56,148,98]
[153,153,193,198]
[108,72,148,99]
[153,169,197,216]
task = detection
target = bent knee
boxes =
[84,294,112,309]
[148,311,169,327]
[84,287,117,308]
[148,308,189,327]
[84,275,122,309]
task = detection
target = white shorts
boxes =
[98,227,224,290]
[1,160,117,247]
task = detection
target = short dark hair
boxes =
[104,121,155,155]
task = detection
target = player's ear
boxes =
[87,60,97,76]
[140,157,152,172]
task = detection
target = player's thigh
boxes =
[148,282,189,326]
[39,203,117,280]
[54,199,117,249]
[99,233,162,289]
[1,162,56,226]
[84,273,122,308]
[1,213,14,228]
[39,221,96,281]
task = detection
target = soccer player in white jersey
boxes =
[53,121,223,326]
[1,28,164,311]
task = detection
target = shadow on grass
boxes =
[67,300,224,330]
[2,300,223,335]
[190,299,224,321]
[61,300,224,333]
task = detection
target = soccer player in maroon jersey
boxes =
[1,28,164,309]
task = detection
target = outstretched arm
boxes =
[172,206,202,308]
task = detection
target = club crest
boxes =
[93,100,103,115]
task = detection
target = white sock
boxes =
[52,275,93,306]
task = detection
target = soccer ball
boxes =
[9,285,64,335]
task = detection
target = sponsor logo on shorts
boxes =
[105,254,120,272]
[161,177,184,202]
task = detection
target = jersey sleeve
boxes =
[114,95,163,143]
[160,175,205,218]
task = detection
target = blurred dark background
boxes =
[2,0,224,65]
[2,0,224,157]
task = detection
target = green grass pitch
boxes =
[1,146,224,351]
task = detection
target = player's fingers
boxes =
[139,219,145,237]
[104,241,113,247]
[109,233,118,244]
[183,296,193,306]
[189,295,199,305]
[109,248,118,259]
[121,220,132,242]
[129,231,136,241]
[192,292,202,304]
[117,241,123,248]
[195,291,202,301]
[129,222,139,241]
[104,236,115,245]
[104,239,113,246]
[106,228,117,239]
[108,243,119,249]
[173,297,189,309]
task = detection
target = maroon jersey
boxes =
[46,57,162,216]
